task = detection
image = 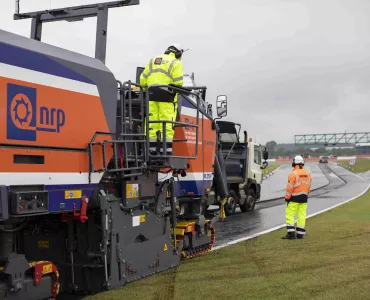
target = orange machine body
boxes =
[0,36,115,213]
[164,95,217,197]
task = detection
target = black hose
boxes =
[0,221,28,233]
[214,153,228,199]
[169,179,177,253]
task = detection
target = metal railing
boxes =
[145,84,201,161]
[88,81,203,178]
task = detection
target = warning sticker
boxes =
[42,264,52,274]
[132,216,140,227]
[38,240,49,248]
[65,190,82,199]
[140,215,146,223]
[163,242,168,252]
[126,184,139,199]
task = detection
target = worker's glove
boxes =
[285,197,290,202]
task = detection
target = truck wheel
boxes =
[240,200,247,213]
[241,190,256,212]
[224,190,237,216]
[246,190,256,211]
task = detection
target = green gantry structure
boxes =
[294,132,370,146]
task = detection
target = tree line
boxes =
[265,140,356,158]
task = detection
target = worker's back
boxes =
[287,166,312,203]
[140,53,183,87]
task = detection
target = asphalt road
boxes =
[260,162,330,201]
[213,163,369,248]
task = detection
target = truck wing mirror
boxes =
[263,150,268,160]
[216,95,227,118]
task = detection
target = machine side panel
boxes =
[0,77,108,149]
[0,38,113,213]
[171,97,216,196]
[50,57,118,135]
[0,29,118,134]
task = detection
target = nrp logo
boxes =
[7,83,66,141]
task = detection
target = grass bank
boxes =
[87,189,370,300]
[339,158,370,173]
[263,162,280,176]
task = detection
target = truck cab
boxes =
[214,97,268,215]
[216,121,264,184]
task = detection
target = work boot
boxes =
[281,232,296,240]
[296,234,304,239]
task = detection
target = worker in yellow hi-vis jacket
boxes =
[140,44,184,150]
[282,155,312,240]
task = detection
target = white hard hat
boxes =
[293,155,305,165]
[165,43,186,59]
[168,43,183,51]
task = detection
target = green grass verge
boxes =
[339,158,370,173]
[263,163,280,176]
[87,189,370,300]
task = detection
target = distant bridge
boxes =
[294,132,370,146]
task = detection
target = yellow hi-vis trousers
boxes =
[147,100,177,140]
[286,202,307,237]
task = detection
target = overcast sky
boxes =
[1,0,370,144]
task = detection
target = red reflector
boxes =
[187,192,194,196]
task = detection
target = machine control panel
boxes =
[10,191,49,215]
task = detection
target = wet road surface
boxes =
[213,163,369,248]
[260,162,329,201]
[257,163,345,210]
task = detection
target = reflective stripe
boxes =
[301,180,311,186]
[150,147,173,152]
[286,224,295,232]
[148,68,172,77]
[149,58,153,72]
[146,57,178,81]
[173,76,183,82]
[292,192,308,196]
[293,182,301,188]
[296,228,306,235]
[287,183,294,188]
[286,192,291,196]
[168,59,176,76]
[149,138,173,143]
[142,72,148,78]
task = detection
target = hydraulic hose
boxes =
[214,152,229,220]
[0,221,28,233]
[214,152,228,199]
[169,179,177,254]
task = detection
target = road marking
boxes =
[212,182,370,251]
[335,163,367,181]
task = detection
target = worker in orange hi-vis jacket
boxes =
[282,155,312,240]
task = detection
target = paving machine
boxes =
[0,1,228,299]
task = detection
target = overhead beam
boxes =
[13,0,139,22]
[13,0,140,64]
[294,132,370,146]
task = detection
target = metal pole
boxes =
[95,6,108,63]
[30,16,42,41]
[15,0,20,14]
